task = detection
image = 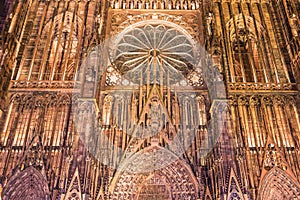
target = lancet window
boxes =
[227,15,273,83]
[43,11,82,81]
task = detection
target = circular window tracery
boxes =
[110,23,199,84]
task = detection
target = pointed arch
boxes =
[109,145,200,199]
[226,14,273,83]
[41,11,83,81]
[65,168,82,200]
[2,166,50,200]
[258,167,300,200]
[204,186,213,200]
[58,93,72,106]
[227,168,245,200]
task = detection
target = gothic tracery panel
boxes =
[109,22,200,85]
[259,167,300,200]
[2,166,50,200]
[45,11,82,81]
[1,1,299,200]
[110,145,199,199]
[226,14,273,83]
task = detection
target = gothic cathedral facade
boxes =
[0,0,299,200]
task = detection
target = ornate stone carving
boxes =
[109,21,204,86]
[109,0,199,10]
[109,12,201,42]
[65,168,82,200]
[228,82,296,91]
[110,145,199,199]
[264,143,287,171]
[1,2,300,200]
[261,96,273,106]
[249,95,260,106]
[102,95,113,126]
[10,80,76,90]
[187,70,204,86]
[206,12,214,37]
[237,95,249,106]
[2,166,50,200]
[227,169,245,200]
[259,167,300,200]
[273,95,285,107]
[226,14,265,43]
[228,95,238,106]
[105,66,121,86]
[211,36,223,74]
[10,93,72,107]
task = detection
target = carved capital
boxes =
[261,96,273,106]
[273,95,285,107]
[249,95,260,106]
[237,96,249,106]
[264,144,287,171]
[229,95,238,106]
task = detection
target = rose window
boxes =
[110,23,199,84]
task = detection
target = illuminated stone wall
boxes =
[0,1,299,200]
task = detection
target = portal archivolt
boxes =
[258,167,300,200]
[110,145,199,200]
[2,166,50,200]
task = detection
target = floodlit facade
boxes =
[0,0,299,199]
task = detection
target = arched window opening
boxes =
[232,27,254,82]
[227,15,270,83]
[43,11,82,81]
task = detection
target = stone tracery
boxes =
[110,23,199,84]
[2,166,50,200]
[258,167,300,200]
[0,1,299,200]
[110,145,199,199]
